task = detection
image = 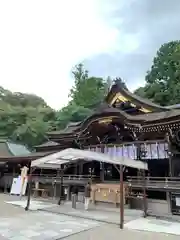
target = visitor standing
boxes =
[84,182,91,210]
[64,187,68,200]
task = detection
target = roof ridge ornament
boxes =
[114,77,128,90]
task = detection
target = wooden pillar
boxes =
[53,180,57,199]
[25,167,33,211]
[169,154,173,177]
[101,145,105,182]
[166,132,173,177]
[166,191,171,213]
[120,165,124,229]
[12,165,16,177]
[100,162,104,182]
[35,181,39,190]
[74,163,78,175]
[168,137,173,176]
[142,170,147,217]
[67,186,71,201]
[58,165,64,205]
[79,161,83,175]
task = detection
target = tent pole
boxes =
[25,167,33,211]
[120,164,124,229]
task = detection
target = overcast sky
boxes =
[0,0,180,109]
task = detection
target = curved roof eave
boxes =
[49,107,180,139]
[164,103,180,109]
[78,107,180,135]
[106,82,180,111]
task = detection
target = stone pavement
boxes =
[0,193,25,217]
[63,224,180,240]
[34,200,180,237]
[41,201,143,224]
[4,197,143,225]
[5,199,57,211]
[0,211,101,239]
[0,194,101,239]
[41,202,180,236]
[2,194,180,239]
[125,217,180,235]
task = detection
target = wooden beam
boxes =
[114,164,125,174]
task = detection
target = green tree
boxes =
[0,88,56,147]
[55,63,108,129]
[70,64,107,108]
[0,86,47,107]
[135,41,180,105]
[55,103,92,129]
[134,87,146,98]
[11,116,51,148]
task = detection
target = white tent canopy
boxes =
[31,148,148,170]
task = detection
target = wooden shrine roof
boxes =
[0,139,31,158]
[82,107,180,128]
[0,150,54,162]
[106,79,180,112]
[47,107,180,138]
[35,141,60,148]
[47,81,180,137]
[47,122,81,136]
[131,109,180,122]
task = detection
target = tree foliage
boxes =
[0,87,47,107]
[0,87,55,148]
[69,64,107,108]
[55,103,92,129]
[0,63,108,147]
[56,64,108,129]
[135,41,180,105]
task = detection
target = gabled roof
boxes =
[35,141,59,148]
[47,122,81,136]
[0,139,31,157]
[165,103,180,109]
[82,107,180,127]
[131,109,180,123]
[0,150,55,162]
[67,121,82,127]
[106,80,167,112]
[106,79,180,112]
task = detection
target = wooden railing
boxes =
[2,173,99,185]
[127,176,180,190]
[30,174,98,182]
